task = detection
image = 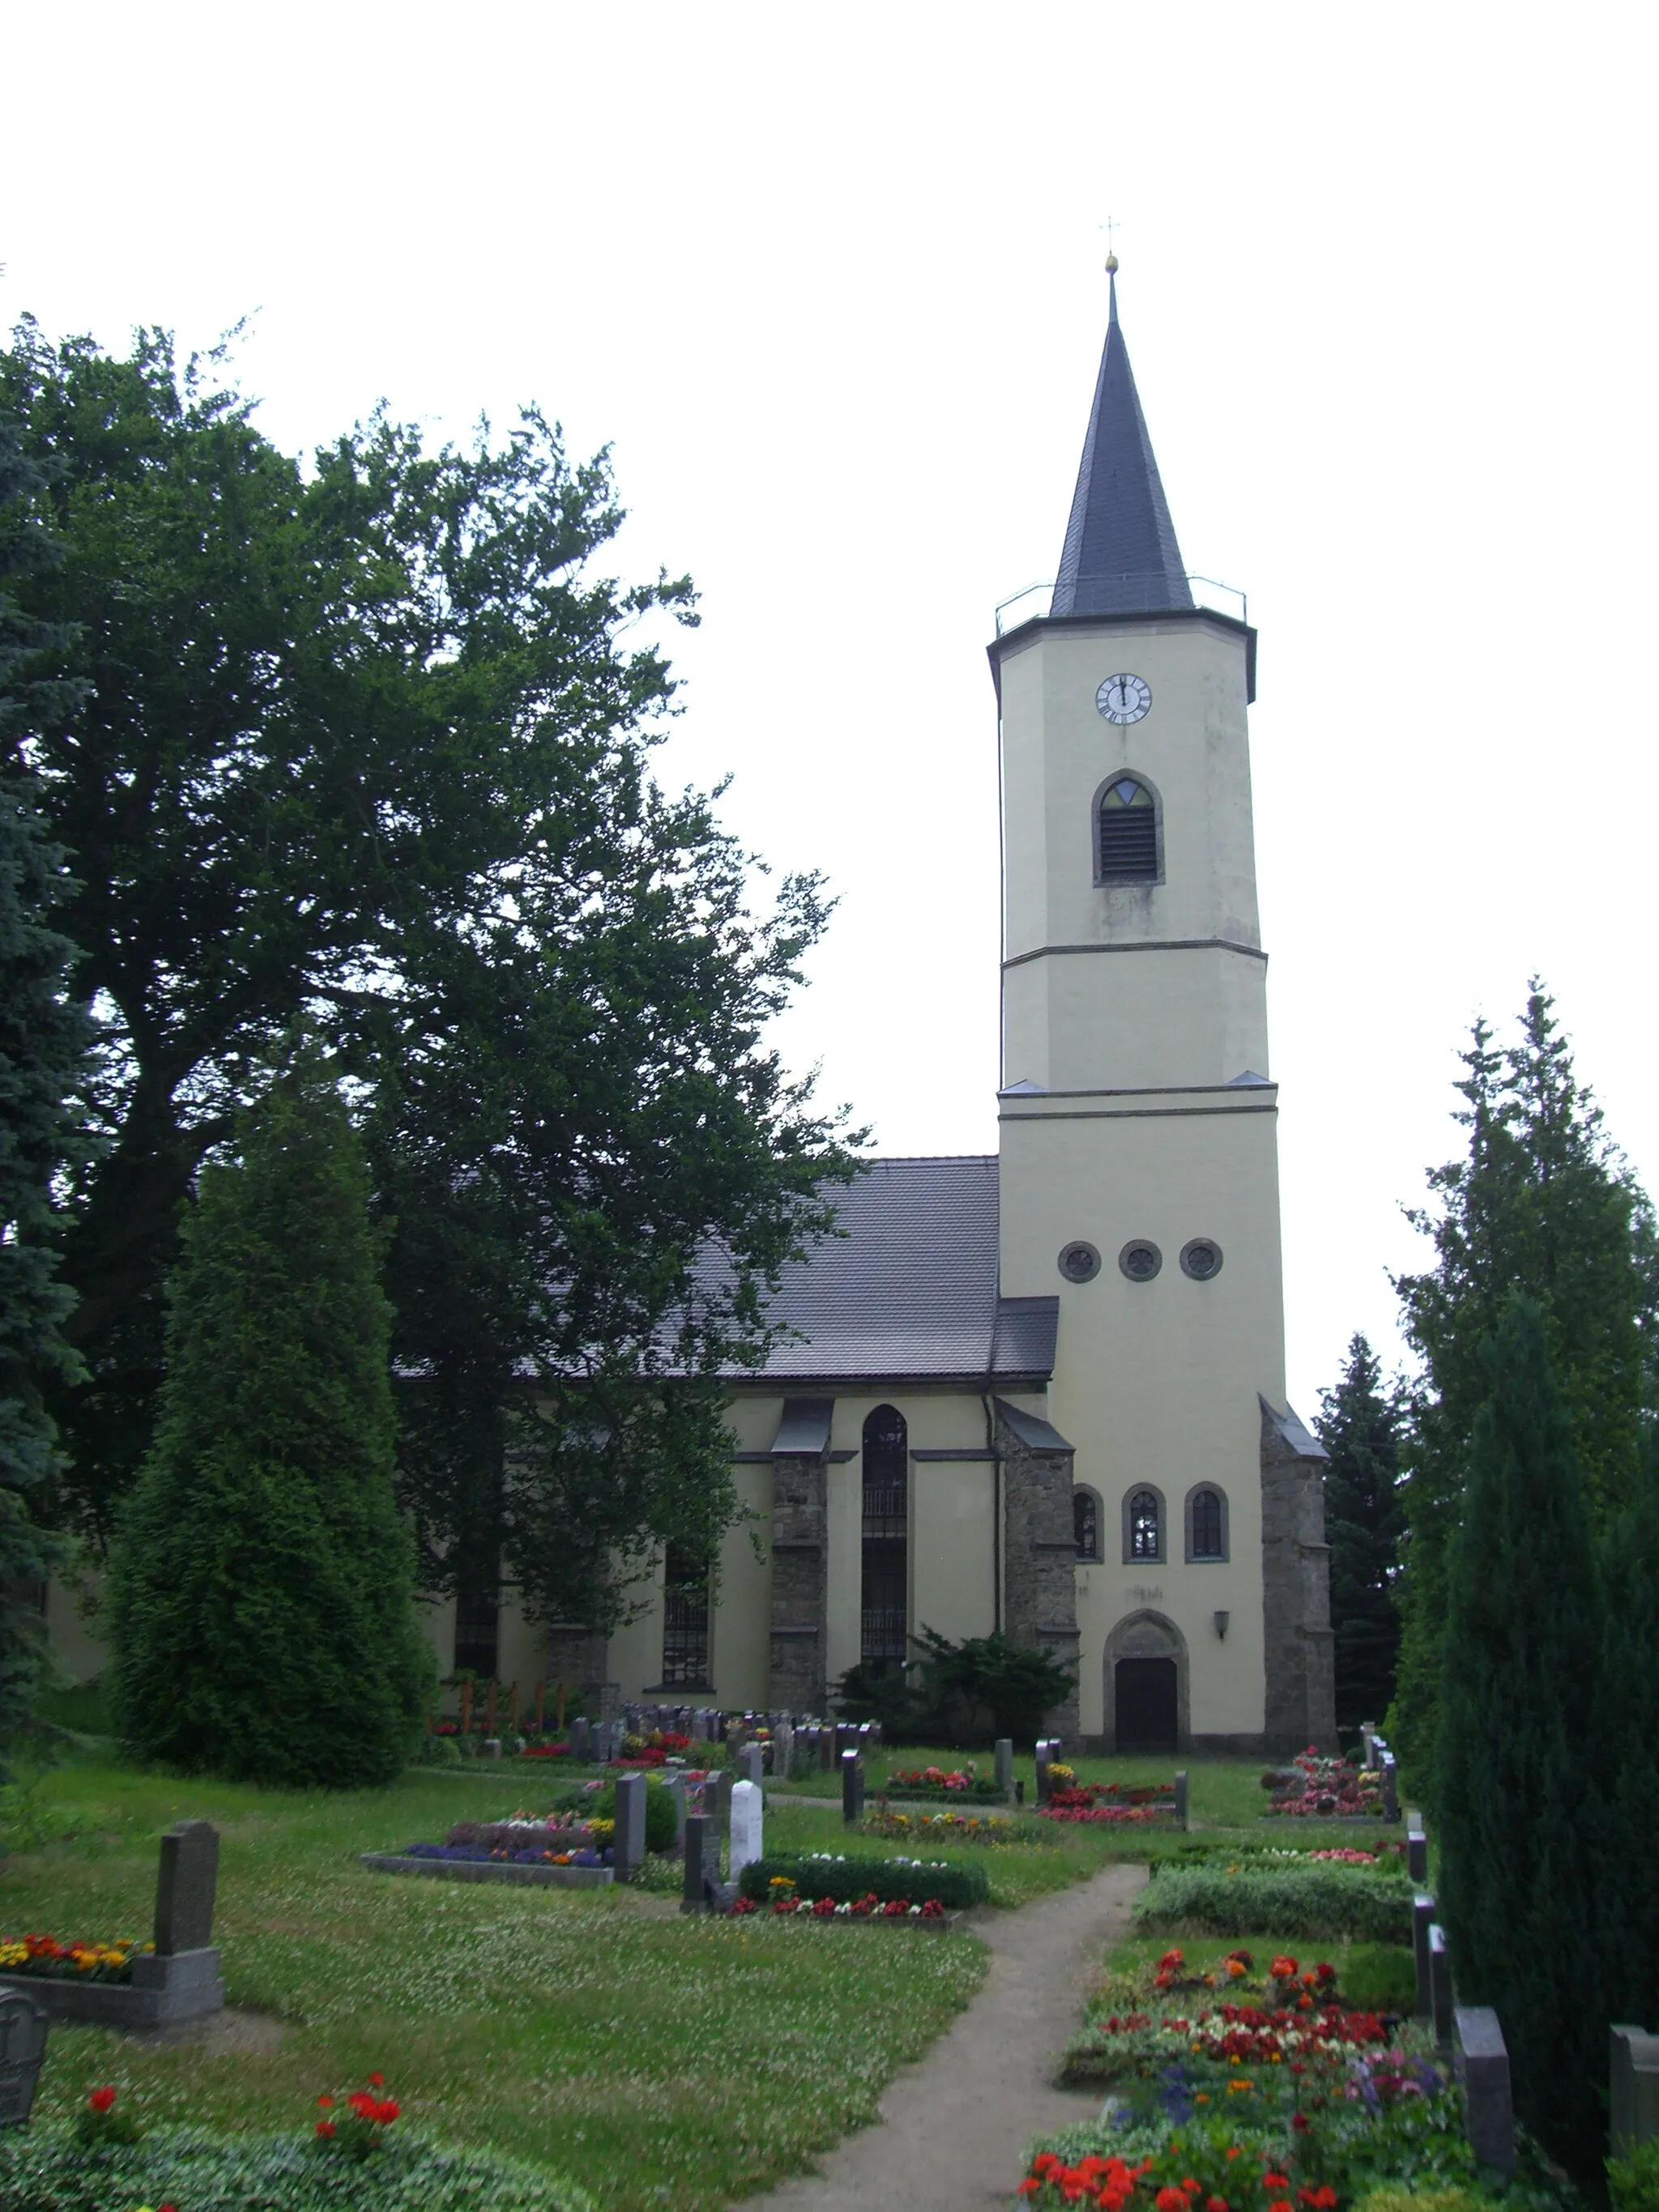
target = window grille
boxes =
[661,1545,711,1686]
[1128,1488,1162,1560]
[861,1404,908,1670]
[1098,778,1158,881]
[1074,1489,1100,1562]
[1190,1487,1224,1560]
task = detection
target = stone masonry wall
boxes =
[996,1413,1081,1745]
[1259,1404,1337,1754]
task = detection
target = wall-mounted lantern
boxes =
[1213,1609,1230,1640]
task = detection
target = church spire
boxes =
[1050,261,1192,619]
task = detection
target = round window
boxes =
[1118,1239,1162,1282]
[1180,1238,1224,1281]
[1057,1241,1102,1284]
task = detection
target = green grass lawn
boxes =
[0,1740,1407,2208]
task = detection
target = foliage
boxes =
[1435,1296,1607,2176]
[1332,1946,1416,2015]
[1593,1427,1659,2035]
[1389,991,1658,1776]
[838,1627,1077,1746]
[1316,1336,1404,1735]
[107,1055,430,1786]
[1132,1865,1413,1946]
[0,419,90,1750]
[737,1850,989,1910]
[72,2082,142,2147]
[0,318,857,1618]
[1608,2137,1659,2212]
[0,2125,595,2210]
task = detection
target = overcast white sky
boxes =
[7,3,1657,1417]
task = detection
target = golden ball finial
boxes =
[1104,251,1120,275]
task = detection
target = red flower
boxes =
[1291,2113,1311,2133]
[1263,2176,1290,2190]
[369,2072,384,2087]
[317,2095,335,2108]
[1157,2189,1189,2210]
[376,2099,400,2124]
[1207,2199,1229,2210]
[315,2119,336,2138]
[88,2086,117,2114]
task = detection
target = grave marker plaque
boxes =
[1455,2005,1516,2176]
[1407,1820,1428,1884]
[614,1774,647,1879]
[841,1749,864,1826]
[155,1819,219,1955]
[994,1738,1013,1795]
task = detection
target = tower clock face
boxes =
[1097,672,1152,725]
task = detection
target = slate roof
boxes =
[1051,272,1193,620]
[723,1156,1059,1386]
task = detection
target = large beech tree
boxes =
[1,318,855,1623]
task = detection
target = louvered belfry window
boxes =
[1098,778,1158,882]
[861,1404,909,1672]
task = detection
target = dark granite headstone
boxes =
[994,1738,1013,1794]
[614,1773,647,1879]
[571,1716,591,1761]
[818,1726,835,1773]
[1407,1820,1428,1883]
[1034,1739,1053,1807]
[1413,1891,1435,2016]
[841,1749,864,1826]
[1611,2026,1659,2152]
[1455,2005,1516,2176]
[155,1820,219,1955]
[741,1742,765,1787]
[1172,1771,1189,1832]
[1381,1754,1400,1821]
[0,1992,48,2128]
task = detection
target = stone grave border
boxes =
[359,1853,612,1890]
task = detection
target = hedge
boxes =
[1132,1863,1414,1943]
[0,2125,595,2212]
[737,1853,988,1910]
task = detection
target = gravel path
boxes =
[748,1860,1146,2211]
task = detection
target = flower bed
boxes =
[1261,1753,1386,1821]
[1041,1803,1177,1826]
[736,1852,988,1912]
[1051,1774,1175,1809]
[859,1807,1053,1846]
[1132,1864,1413,1946]
[879,1763,1008,1801]
[730,1887,953,1926]
[0,1933,151,1984]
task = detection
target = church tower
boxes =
[991,266,1335,1754]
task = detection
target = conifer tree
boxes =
[1436,1295,1606,2176]
[108,1057,429,1787]
[1316,1334,1402,1734]
[0,421,88,1748]
[1594,1425,1659,2035]
[1389,988,1657,1778]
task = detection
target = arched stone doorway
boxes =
[1102,1609,1189,1754]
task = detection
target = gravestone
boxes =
[1413,1891,1435,2016]
[1611,2027,1659,2152]
[156,1819,219,1954]
[994,1738,1013,1796]
[1428,1922,1452,2048]
[841,1749,864,1826]
[570,1716,591,1762]
[1361,1722,1378,1769]
[1381,1753,1400,1821]
[729,1779,763,1885]
[741,1742,765,1788]
[819,1727,836,1774]
[1455,2005,1516,2176]
[774,1720,793,1779]
[0,1992,48,2128]
[1034,1738,1054,1806]
[868,1722,883,1748]
[613,1774,647,1879]
[1407,1819,1428,1884]
[1172,1771,1189,1832]
[483,1737,501,1758]
[711,1767,735,1828]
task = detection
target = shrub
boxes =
[416,1734,461,1767]
[737,1852,987,1911]
[0,2124,595,2211]
[1610,2139,1659,2212]
[591,1777,676,1854]
[1132,1863,1413,1943]
[1354,2193,1491,2212]
[1338,1943,1418,2014]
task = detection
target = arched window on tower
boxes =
[1097,777,1158,884]
[1073,1487,1102,1562]
[861,1405,909,1673]
[1124,1485,1165,1563]
[1185,1485,1229,1563]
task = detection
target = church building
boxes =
[550,266,1337,1755]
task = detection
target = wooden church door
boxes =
[1115,1656,1178,1753]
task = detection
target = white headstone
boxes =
[728,1778,764,1885]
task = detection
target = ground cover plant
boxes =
[4,1746,985,2211]
[736,1852,988,1910]
[1133,1859,1413,1945]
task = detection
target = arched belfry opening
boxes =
[860,1404,908,1673]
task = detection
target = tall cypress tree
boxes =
[0,420,88,1750]
[1390,989,1657,1779]
[1436,1295,1606,2176]
[1595,1424,1659,2035]
[109,1056,429,1787]
[1316,1334,1402,1734]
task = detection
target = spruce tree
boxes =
[108,1057,429,1787]
[1316,1335,1402,1734]
[1594,1424,1659,2035]
[0,420,88,1749]
[1436,1295,1606,2176]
